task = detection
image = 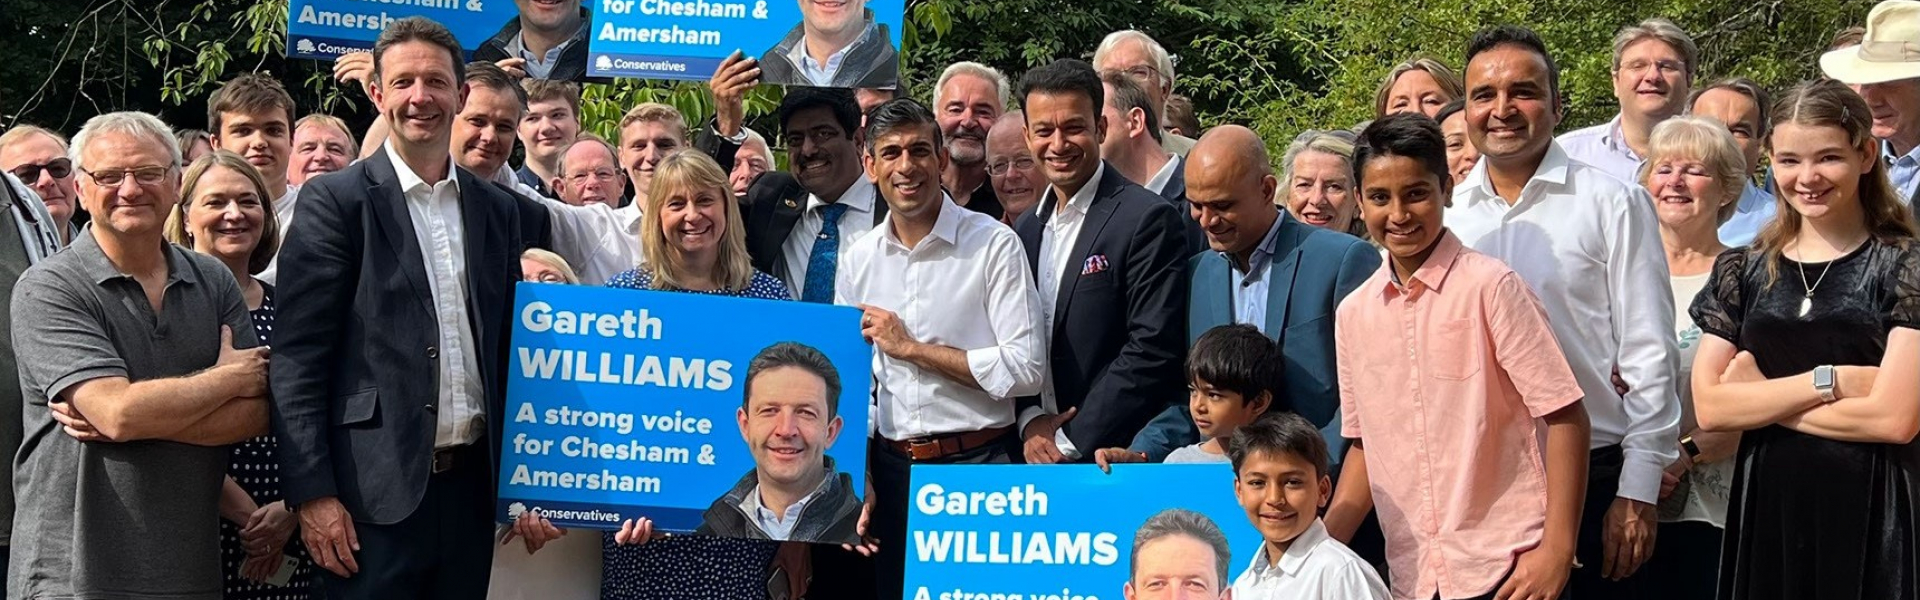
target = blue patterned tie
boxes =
[801,203,850,303]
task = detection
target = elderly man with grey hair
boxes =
[1094,30,1198,156]
[934,61,1011,220]
[8,110,268,600]
[1125,509,1234,600]
[1559,18,1700,181]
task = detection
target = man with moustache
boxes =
[760,0,900,88]
[206,74,298,283]
[986,111,1041,226]
[474,0,593,80]
[1448,25,1679,598]
[835,98,1046,599]
[1686,79,1776,246]
[933,62,1009,221]
[0,126,81,244]
[1012,59,1188,466]
[273,18,528,599]
[515,79,582,199]
[1098,71,1204,255]
[1559,19,1699,183]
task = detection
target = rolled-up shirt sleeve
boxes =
[967,231,1048,400]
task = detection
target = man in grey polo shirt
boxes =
[8,111,268,600]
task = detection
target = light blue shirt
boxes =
[504,31,573,80]
[786,22,877,87]
[1886,140,1920,206]
[1227,214,1286,331]
[739,478,829,540]
[1717,181,1777,248]
[1557,115,1644,185]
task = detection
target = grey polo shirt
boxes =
[7,229,257,600]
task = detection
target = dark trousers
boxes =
[1637,520,1723,600]
[1570,445,1647,599]
[808,434,1016,600]
[321,442,495,600]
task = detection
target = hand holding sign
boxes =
[709,50,760,138]
[1021,407,1078,465]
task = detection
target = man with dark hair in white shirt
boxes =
[835,97,1047,600]
[1449,25,1680,598]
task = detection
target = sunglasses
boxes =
[8,158,72,183]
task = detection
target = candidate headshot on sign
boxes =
[758,0,900,89]
[1125,509,1235,600]
[697,341,862,543]
[473,0,595,81]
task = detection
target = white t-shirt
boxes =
[1663,271,1733,528]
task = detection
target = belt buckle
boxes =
[905,437,942,461]
[431,449,455,474]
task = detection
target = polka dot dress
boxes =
[601,268,789,599]
[219,286,317,599]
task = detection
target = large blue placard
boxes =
[286,0,528,60]
[906,464,1262,600]
[583,0,904,85]
[496,282,871,542]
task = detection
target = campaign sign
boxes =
[496,282,871,544]
[585,0,904,86]
[906,464,1262,600]
[287,0,523,60]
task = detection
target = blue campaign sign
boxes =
[286,0,528,60]
[585,0,904,86]
[906,464,1263,600]
[496,282,871,544]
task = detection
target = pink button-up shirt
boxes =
[1335,231,1582,600]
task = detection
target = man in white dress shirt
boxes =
[1449,25,1680,599]
[835,97,1047,600]
[1558,19,1698,183]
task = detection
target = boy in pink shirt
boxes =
[1322,113,1591,600]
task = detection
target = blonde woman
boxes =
[1373,58,1464,119]
[1633,116,1747,598]
[520,248,580,284]
[165,151,313,596]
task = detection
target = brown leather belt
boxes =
[884,426,1012,461]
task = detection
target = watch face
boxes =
[1815,366,1835,387]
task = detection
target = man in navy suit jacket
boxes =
[1128,126,1378,469]
[1011,59,1190,463]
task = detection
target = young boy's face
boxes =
[1190,377,1269,440]
[1234,449,1330,550]
[214,109,293,187]
[1358,153,1447,266]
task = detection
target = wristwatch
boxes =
[1813,365,1838,403]
[712,123,748,145]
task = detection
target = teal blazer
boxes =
[1128,212,1379,468]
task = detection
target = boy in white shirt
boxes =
[1229,413,1389,599]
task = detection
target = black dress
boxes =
[220,285,317,599]
[1691,240,1920,600]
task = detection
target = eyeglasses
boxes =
[531,271,568,283]
[1103,65,1165,87]
[80,165,171,188]
[566,169,621,184]
[987,156,1036,176]
[8,158,71,182]
[1619,59,1686,76]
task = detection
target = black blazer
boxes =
[1013,164,1190,452]
[270,150,524,525]
[739,172,888,283]
[1152,155,1208,257]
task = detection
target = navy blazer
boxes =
[1152,154,1209,257]
[1013,164,1190,453]
[270,150,524,524]
[1128,212,1379,466]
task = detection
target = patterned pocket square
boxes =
[1081,254,1110,275]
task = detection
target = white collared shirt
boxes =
[257,186,299,286]
[1717,181,1777,248]
[1231,519,1389,600]
[781,183,879,296]
[493,165,645,285]
[1144,156,1180,196]
[836,196,1046,440]
[1016,162,1107,459]
[1447,142,1681,504]
[385,143,486,449]
[504,31,574,80]
[787,22,876,87]
[1557,114,1645,185]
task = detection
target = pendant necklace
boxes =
[1796,253,1837,318]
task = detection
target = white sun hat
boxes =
[1821,0,1920,85]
